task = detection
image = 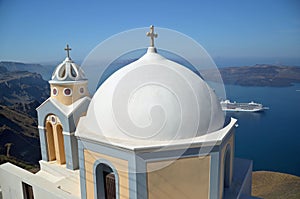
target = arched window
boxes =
[45,115,66,165]
[94,160,119,199]
[46,122,56,161]
[56,124,66,164]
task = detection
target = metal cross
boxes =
[146,25,158,47]
[64,44,72,58]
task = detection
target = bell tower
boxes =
[36,44,91,170]
[49,44,89,105]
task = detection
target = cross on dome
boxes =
[146,25,158,47]
[64,44,72,58]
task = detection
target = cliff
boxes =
[0,66,49,165]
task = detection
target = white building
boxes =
[0,26,258,199]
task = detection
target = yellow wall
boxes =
[219,133,234,199]
[50,83,89,105]
[147,155,211,199]
[84,149,129,199]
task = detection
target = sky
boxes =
[0,0,299,66]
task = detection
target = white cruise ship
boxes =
[220,100,268,112]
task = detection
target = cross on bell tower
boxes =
[146,25,158,47]
[64,44,72,58]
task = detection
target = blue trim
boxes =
[210,151,220,199]
[64,134,79,170]
[38,128,48,161]
[127,154,138,199]
[70,134,79,169]
[37,98,90,132]
[64,134,72,169]
[139,145,219,162]
[220,126,234,149]
[37,101,68,131]
[37,98,90,171]
[78,127,234,199]
[80,139,134,159]
[93,159,120,199]
[79,139,148,199]
[134,155,148,199]
[78,141,87,199]
[208,125,235,199]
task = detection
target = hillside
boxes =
[0,104,38,138]
[252,171,300,199]
[0,68,49,165]
[0,71,49,107]
[0,61,53,80]
[201,64,300,87]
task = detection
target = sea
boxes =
[224,84,300,176]
[2,51,300,176]
[5,83,299,176]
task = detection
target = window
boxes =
[46,122,56,161]
[95,163,117,199]
[63,88,72,96]
[22,182,34,199]
[58,66,66,79]
[52,87,58,96]
[51,116,56,124]
[56,124,66,164]
[79,87,85,95]
[70,65,78,78]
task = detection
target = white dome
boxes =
[49,57,87,84]
[81,47,224,141]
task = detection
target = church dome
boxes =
[81,46,225,141]
[49,45,87,84]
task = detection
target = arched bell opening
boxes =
[45,115,66,165]
[45,122,56,161]
[55,124,66,164]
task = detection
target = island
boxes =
[201,64,300,87]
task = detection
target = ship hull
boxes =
[221,108,265,112]
[220,100,268,112]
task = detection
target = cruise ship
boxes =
[220,100,268,112]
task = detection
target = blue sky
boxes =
[0,0,299,66]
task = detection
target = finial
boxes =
[146,25,158,47]
[64,44,72,58]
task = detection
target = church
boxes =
[0,26,258,199]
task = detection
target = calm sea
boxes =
[3,51,300,176]
[92,51,300,176]
[224,84,300,176]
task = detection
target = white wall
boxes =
[0,163,79,199]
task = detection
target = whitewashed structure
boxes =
[0,26,258,199]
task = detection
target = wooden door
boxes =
[105,173,116,199]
